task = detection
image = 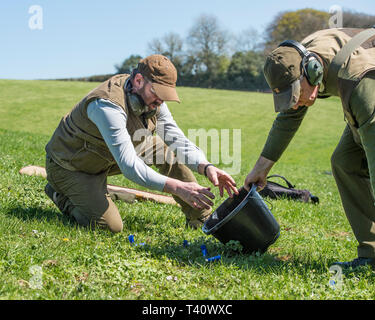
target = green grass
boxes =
[0,79,374,300]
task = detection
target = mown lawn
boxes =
[0,79,374,300]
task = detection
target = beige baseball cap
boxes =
[137,54,180,103]
[263,47,303,112]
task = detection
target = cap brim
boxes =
[272,78,301,113]
[152,83,181,103]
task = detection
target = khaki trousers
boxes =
[45,135,210,232]
[331,125,375,258]
[331,73,375,258]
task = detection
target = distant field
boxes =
[0,79,374,300]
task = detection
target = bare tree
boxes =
[186,14,229,74]
[147,33,183,59]
[147,38,164,55]
[162,32,183,62]
[236,27,262,52]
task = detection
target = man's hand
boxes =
[244,156,275,191]
[206,166,239,198]
[198,163,239,198]
[163,178,215,210]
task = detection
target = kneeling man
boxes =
[45,54,238,232]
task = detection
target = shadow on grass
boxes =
[130,235,334,275]
[143,239,375,281]
[3,205,360,276]
[3,206,76,228]
[118,211,328,273]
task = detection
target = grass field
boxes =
[0,79,374,300]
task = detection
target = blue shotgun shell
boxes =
[200,244,208,257]
[206,255,221,262]
[128,234,135,244]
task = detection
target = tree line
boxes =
[74,9,375,91]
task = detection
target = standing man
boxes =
[244,28,375,270]
[45,54,238,233]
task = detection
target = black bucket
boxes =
[202,184,280,254]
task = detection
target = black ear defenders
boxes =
[125,78,146,116]
[278,40,324,86]
[125,78,156,119]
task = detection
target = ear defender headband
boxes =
[278,40,324,86]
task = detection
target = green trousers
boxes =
[45,135,211,232]
[331,73,375,258]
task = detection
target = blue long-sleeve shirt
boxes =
[87,99,207,192]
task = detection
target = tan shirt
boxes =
[303,28,375,95]
[261,28,375,162]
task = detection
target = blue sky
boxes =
[1,0,374,79]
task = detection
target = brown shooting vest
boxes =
[334,29,375,144]
[303,28,375,145]
[45,74,159,175]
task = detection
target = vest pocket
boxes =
[70,140,115,174]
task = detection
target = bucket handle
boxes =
[247,184,274,211]
[202,184,274,235]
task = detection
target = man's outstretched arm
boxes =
[244,106,308,190]
[87,99,215,210]
[156,103,238,197]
